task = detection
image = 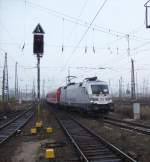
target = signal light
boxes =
[33,35,44,55]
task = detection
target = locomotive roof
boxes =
[64,80,107,87]
[62,77,108,88]
[83,80,107,85]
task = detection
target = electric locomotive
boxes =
[58,77,113,114]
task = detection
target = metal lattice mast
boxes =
[25,84,27,100]
[127,34,130,56]
[131,59,136,100]
[119,77,122,99]
[42,79,45,99]
[15,62,18,99]
[32,80,36,100]
[2,53,9,102]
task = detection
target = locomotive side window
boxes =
[91,85,109,94]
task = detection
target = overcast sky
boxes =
[0,0,150,95]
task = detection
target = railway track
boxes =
[103,116,150,135]
[56,113,137,162]
[0,108,34,145]
[0,104,32,125]
[0,110,26,125]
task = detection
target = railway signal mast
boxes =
[33,24,45,121]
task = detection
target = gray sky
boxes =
[0,0,150,94]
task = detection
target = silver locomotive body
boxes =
[59,77,113,114]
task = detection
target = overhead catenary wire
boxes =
[67,0,89,40]
[2,1,150,93]
[2,41,150,55]
[25,0,150,42]
[2,41,145,76]
[0,22,22,51]
[22,0,27,52]
[0,0,149,71]
[92,28,96,54]
[22,1,150,70]
[60,18,65,53]
[0,41,127,51]
[1,1,149,58]
[0,47,6,54]
[63,0,109,67]
[54,38,150,82]
[0,47,35,88]
[131,41,150,51]
[1,39,150,53]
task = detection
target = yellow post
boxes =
[45,149,55,159]
[35,121,42,128]
[30,128,37,134]
[46,127,53,134]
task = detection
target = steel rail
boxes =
[0,108,34,145]
[0,106,32,130]
[56,115,89,162]
[56,112,137,162]
[0,105,32,120]
[72,117,137,162]
[0,110,24,124]
[104,116,150,129]
[103,117,150,135]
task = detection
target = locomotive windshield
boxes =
[91,84,109,94]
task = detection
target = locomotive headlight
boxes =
[106,97,112,101]
[90,98,98,102]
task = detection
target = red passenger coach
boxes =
[46,87,61,105]
[46,91,57,104]
[56,87,61,102]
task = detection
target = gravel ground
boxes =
[0,103,79,162]
[0,102,149,162]
[0,109,36,162]
[109,112,150,125]
[71,112,150,162]
[41,102,79,162]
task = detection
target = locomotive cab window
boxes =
[91,85,109,94]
